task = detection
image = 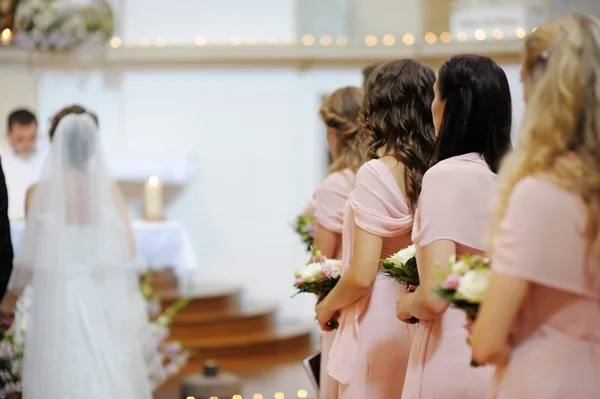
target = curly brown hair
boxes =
[320,86,364,174]
[360,59,437,213]
[49,105,98,140]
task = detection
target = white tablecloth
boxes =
[10,219,199,274]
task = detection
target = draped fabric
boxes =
[492,177,600,398]
[327,160,415,398]
[402,153,496,399]
[314,169,356,234]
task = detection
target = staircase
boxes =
[150,269,318,399]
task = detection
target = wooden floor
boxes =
[154,360,318,399]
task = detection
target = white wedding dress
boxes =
[7,114,165,398]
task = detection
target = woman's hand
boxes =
[315,299,339,331]
[0,292,17,331]
[465,315,474,346]
[396,289,415,323]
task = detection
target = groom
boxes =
[0,153,13,331]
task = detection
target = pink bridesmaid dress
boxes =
[491,177,600,398]
[327,159,416,399]
[313,168,356,399]
[402,153,495,399]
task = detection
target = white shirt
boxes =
[0,140,47,221]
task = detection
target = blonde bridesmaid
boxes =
[396,55,513,399]
[312,86,363,399]
[316,60,437,399]
[471,14,600,398]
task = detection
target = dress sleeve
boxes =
[414,162,495,249]
[492,177,592,296]
[352,161,412,237]
[314,172,353,234]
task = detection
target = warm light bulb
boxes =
[492,29,504,40]
[456,31,468,42]
[440,31,452,43]
[336,36,348,46]
[110,37,121,48]
[274,393,285,399]
[383,34,395,46]
[474,29,486,41]
[253,395,263,399]
[301,34,315,46]
[195,35,207,46]
[140,37,151,47]
[148,176,160,187]
[516,27,526,38]
[229,35,242,46]
[297,390,308,399]
[186,397,195,399]
[1,28,12,43]
[320,35,332,46]
[365,35,377,46]
[402,33,415,45]
[155,36,167,47]
[232,395,242,399]
[424,32,437,44]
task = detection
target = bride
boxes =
[0,111,164,398]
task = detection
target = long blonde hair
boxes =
[320,86,364,174]
[491,14,600,260]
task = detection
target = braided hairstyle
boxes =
[360,59,437,213]
[320,86,364,174]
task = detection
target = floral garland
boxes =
[13,0,113,51]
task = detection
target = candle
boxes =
[144,175,164,220]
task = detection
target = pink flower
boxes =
[306,223,316,237]
[322,263,333,279]
[294,278,303,286]
[442,273,461,290]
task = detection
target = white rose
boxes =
[325,259,341,279]
[301,263,323,282]
[456,269,492,303]
[390,244,416,266]
[451,260,470,275]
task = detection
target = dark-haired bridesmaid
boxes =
[396,55,513,398]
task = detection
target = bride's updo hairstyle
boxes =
[360,59,437,213]
[49,105,99,168]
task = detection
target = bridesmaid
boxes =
[471,14,600,398]
[396,55,513,399]
[313,86,363,399]
[316,59,437,398]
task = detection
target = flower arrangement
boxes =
[432,254,491,367]
[293,202,316,251]
[293,247,341,328]
[140,271,192,381]
[380,244,419,323]
[13,0,113,51]
[0,330,23,399]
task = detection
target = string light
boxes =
[365,35,377,46]
[440,32,452,43]
[155,36,167,47]
[456,31,468,42]
[253,394,263,399]
[140,37,151,47]
[336,36,348,46]
[493,29,504,40]
[297,390,308,399]
[402,33,415,45]
[320,35,332,46]
[515,27,526,38]
[110,37,121,48]
[232,395,242,399]
[229,35,242,46]
[424,32,437,44]
[274,393,285,399]
[301,34,315,46]
[474,29,486,41]
[194,35,207,46]
[383,34,396,46]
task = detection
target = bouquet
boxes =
[293,247,341,329]
[432,254,491,366]
[293,202,316,251]
[380,245,419,323]
[13,0,114,51]
[140,271,192,381]
[0,330,23,399]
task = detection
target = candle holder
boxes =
[144,175,165,221]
